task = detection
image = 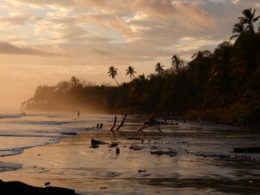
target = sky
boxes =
[0,0,259,110]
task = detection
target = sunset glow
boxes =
[0,0,258,110]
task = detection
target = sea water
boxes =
[0,112,111,171]
[0,112,259,194]
[1,112,259,168]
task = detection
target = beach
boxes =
[0,113,260,194]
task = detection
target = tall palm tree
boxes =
[126,66,136,79]
[108,66,119,85]
[238,8,259,34]
[155,62,164,74]
[171,55,184,72]
[230,23,246,40]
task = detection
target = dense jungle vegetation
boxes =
[24,8,260,126]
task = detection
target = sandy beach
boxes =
[0,115,260,195]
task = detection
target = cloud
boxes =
[78,14,134,38]
[0,16,27,26]
[0,42,61,56]
[133,0,176,18]
[13,0,74,7]
[92,48,113,56]
[132,0,218,29]
[1,0,258,63]
[74,0,130,13]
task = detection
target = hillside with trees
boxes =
[24,8,260,126]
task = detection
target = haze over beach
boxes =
[0,1,260,195]
[0,0,259,110]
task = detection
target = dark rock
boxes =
[150,151,177,157]
[138,169,146,173]
[61,132,77,136]
[127,137,141,140]
[45,182,50,186]
[116,147,120,154]
[91,138,107,148]
[150,146,158,150]
[109,142,118,147]
[130,145,143,151]
[233,147,260,153]
[0,180,78,195]
[91,138,107,145]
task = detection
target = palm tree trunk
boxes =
[114,78,119,86]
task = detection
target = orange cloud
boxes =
[0,42,61,56]
[78,14,134,37]
[132,0,218,30]
[133,0,176,18]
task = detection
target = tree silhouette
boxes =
[155,62,164,74]
[126,66,136,79]
[230,23,246,40]
[171,55,184,72]
[108,66,119,85]
[191,50,211,60]
[238,8,259,34]
[70,76,80,87]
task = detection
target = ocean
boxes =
[0,112,259,194]
[0,112,111,164]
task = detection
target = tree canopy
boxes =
[25,8,260,126]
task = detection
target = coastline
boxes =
[0,120,260,194]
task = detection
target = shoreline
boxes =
[0,120,259,194]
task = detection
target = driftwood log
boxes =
[110,116,117,137]
[116,114,127,131]
[138,116,162,134]
[110,114,127,137]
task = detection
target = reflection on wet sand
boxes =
[0,117,259,195]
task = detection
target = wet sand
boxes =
[0,121,260,194]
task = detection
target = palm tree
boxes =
[238,8,259,34]
[126,66,136,79]
[171,55,184,72]
[108,66,119,85]
[191,50,211,60]
[155,62,164,74]
[230,23,246,40]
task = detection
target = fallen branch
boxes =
[115,113,127,132]
[110,116,117,137]
[137,115,162,134]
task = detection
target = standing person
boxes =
[77,111,80,118]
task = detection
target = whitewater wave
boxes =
[0,112,107,158]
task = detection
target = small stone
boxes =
[138,169,146,173]
[44,182,50,186]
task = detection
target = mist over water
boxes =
[0,112,110,158]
